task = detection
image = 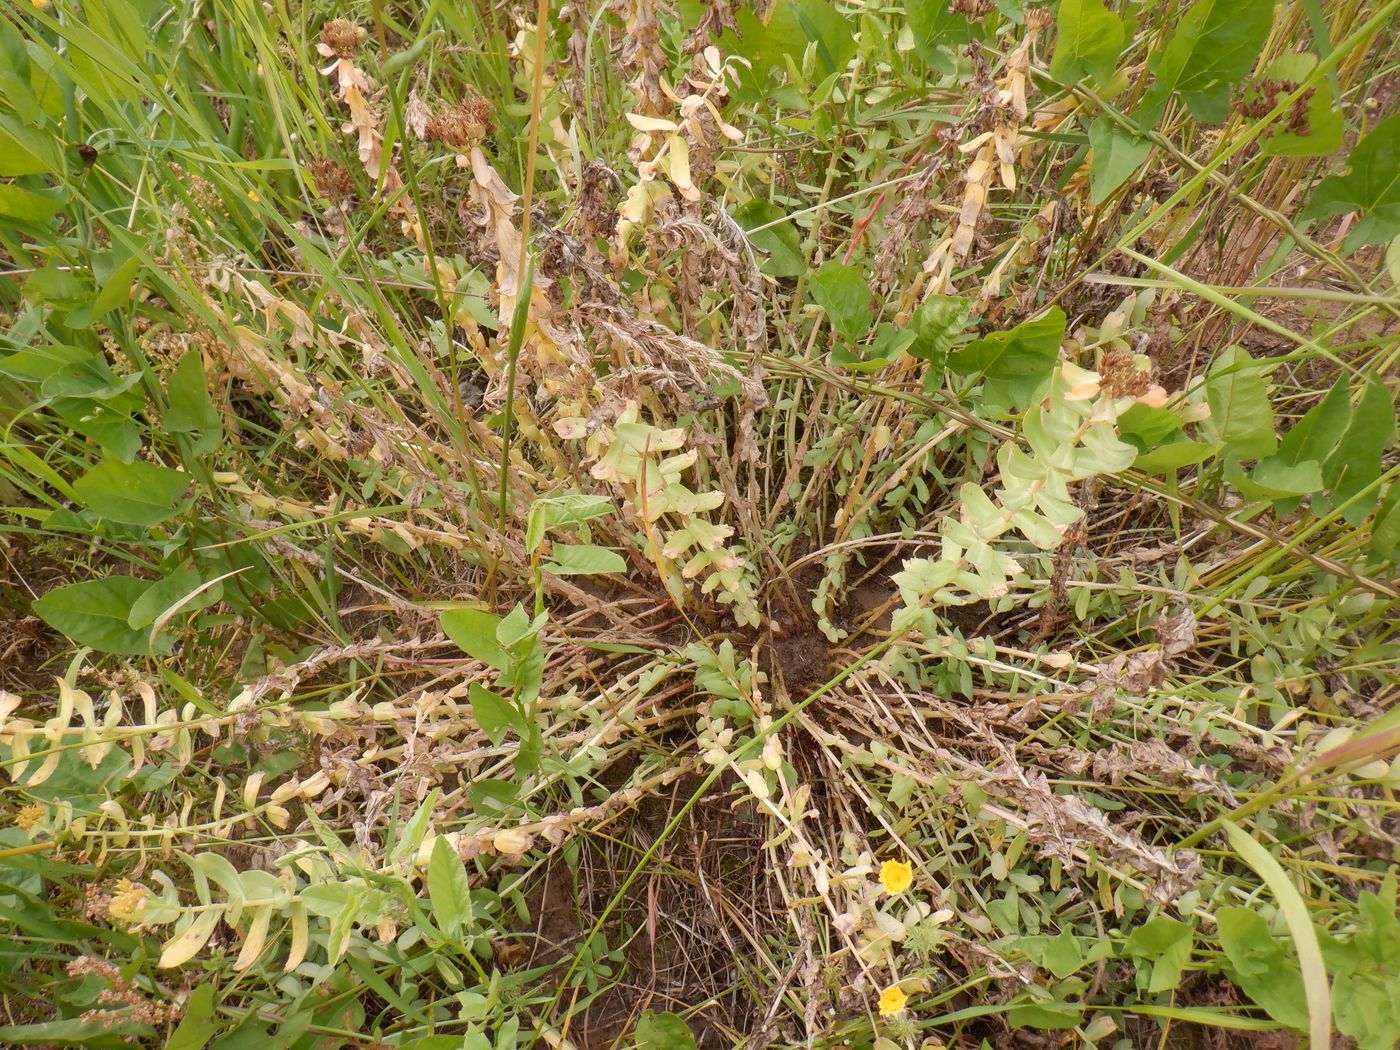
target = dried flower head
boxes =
[880,859,914,894]
[878,983,909,1016]
[308,158,356,203]
[1025,7,1053,33]
[318,19,366,59]
[1100,347,1151,398]
[426,98,493,151]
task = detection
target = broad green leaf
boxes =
[427,835,474,937]
[1236,457,1324,499]
[440,606,511,671]
[74,459,190,526]
[0,1017,153,1048]
[1372,483,1400,562]
[1320,378,1395,524]
[1139,0,1275,126]
[469,683,520,745]
[542,543,628,576]
[1221,820,1331,1049]
[1041,928,1086,979]
[0,20,41,125]
[33,576,161,655]
[1216,907,1311,1031]
[635,1011,699,1050]
[949,307,1065,411]
[1273,380,1351,469]
[1204,347,1276,462]
[0,183,66,224]
[1125,916,1194,993]
[0,115,64,176]
[69,252,143,326]
[52,398,142,463]
[788,0,858,78]
[733,199,805,277]
[907,296,970,370]
[1133,439,1217,473]
[1118,402,1186,448]
[1049,0,1124,84]
[23,267,88,310]
[1303,114,1400,249]
[163,352,223,446]
[908,0,971,72]
[1089,118,1152,204]
[127,568,222,630]
[810,259,874,342]
[166,983,218,1050]
[526,492,613,554]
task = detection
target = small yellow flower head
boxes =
[15,803,46,832]
[880,859,914,894]
[107,879,148,925]
[247,190,260,203]
[878,983,908,1017]
[31,0,51,9]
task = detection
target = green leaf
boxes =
[0,1017,154,1048]
[0,20,41,126]
[469,683,520,745]
[1320,378,1395,523]
[23,267,88,310]
[166,984,218,1050]
[906,296,970,370]
[908,0,971,72]
[1118,402,1186,448]
[1303,114,1400,249]
[1204,347,1276,462]
[73,459,190,526]
[1217,907,1311,1031]
[1089,118,1152,204]
[163,352,222,446]
[1125,916,1194,993]
[1221,820,1331,1048]
[949,307,1065,411]
[542,543,628,576]
[1049,0,1124,84]
[1133,439,1218,473]
[1139,0,1275,125]
[1371,483,1400,562]
[0,115,64,176]
[635,1011,699,1050]
[33,576,160,655]
[0,184,66,223]
[810,259,873,342]
[1041,928,1086,979]
[788,0,858,77]
[427,835,474,937]
[525,493,613,555]
[76,252,143,325]
[1274,380,1351,469]
[127,568,222,630]
[733,199,805,278]
[1237,457,1324,499]
[440,607,511,671]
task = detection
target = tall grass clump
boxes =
[1,0,1398,1047]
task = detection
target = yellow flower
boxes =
[880,859,914,894]
[15,803,46,832]
[107,879,148,925]
[878,983,908,1017]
